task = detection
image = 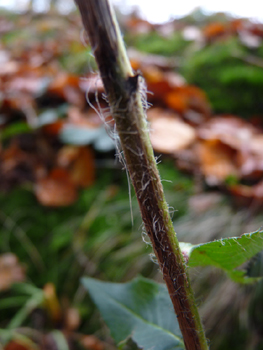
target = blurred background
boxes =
[1,0,263,22]
[1,0,263,349]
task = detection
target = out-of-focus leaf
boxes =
[125,16,153,35]
[93,132,115,152]
[82,276,184,350]
[48,72,85,106]
[180,228,263,283]
[57,146,95,188]
[1,122,31,140]
[60,125,115,151]
[4,340,29,350]
[128,48,178,71]
[198,116,263,181]
[67,106,103,128]
[203,22,228,40]
[80,335,104,350]
[64,308,80,332]
[148,108,196,154]
[188,192,223,214]
[0,254,25,291]
[48,72,80,95]
[38,110,58,126]
[60,125,101,145]
[7,284,44,329]
[43,283,62,324]
[34,168,77,207]
[198,116,256,149]
[79,74,104,95]
[0,60,19,76]
[41,120,65,136]
[195,139,238,186]
[229,181,263,207]
[50,331,70,350]
[37,104,68,127]
[38,106,68,136]
[6,76,51,96]
[165,86,210,119]
[142,66,184,103]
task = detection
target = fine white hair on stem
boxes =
[85,75,104,120]
[155,154,162,165]
[115,142,134,226]
[138,75,152,112]
[84,74,118,141]
[161,179,173,183]
[83,71,135,224]
[149,252,158,265]
[83,71,153,228]
[141,225,152,246]
[168,206,177,220]
[80,28,89,49]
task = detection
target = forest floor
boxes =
[1,7,263,350]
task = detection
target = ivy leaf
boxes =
[82,276,184,350]
[180,228,263,283]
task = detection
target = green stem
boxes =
[74,1,209,349]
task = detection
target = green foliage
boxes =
[81,225,263,349]
[59,44,96,74]
[182,37,263,116]
[82,276,184,350]
[1,122,32,141]
[7,284,44,329]
[126,31,189,56]
[0,161,192,295]
[2,8,263,349]
[180,228,263,283]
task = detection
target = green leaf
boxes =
[180,228,263,283]
[1,122,32,140]
[0,296,28,310]
[51,331,70,350]
[82,276,184,350]
[7,283,44,329]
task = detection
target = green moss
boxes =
[182,37,263,116]
[126,31,189,56]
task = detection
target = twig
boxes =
[74,1,208,349]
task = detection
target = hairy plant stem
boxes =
[75,1,209,349]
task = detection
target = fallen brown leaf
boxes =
[198,116,257,151]
[67,106,103,128]
[0,253,25,291]
[148,108,196,154]
[203,22,229,40]
[165,85,211,120]
[35,168,77,206]
[80,335,105,350]
[41,120,65,136]
[195,139,238,186]
[198,116,263,181]
[4,341,28,350]
[48,72,85,106]
[229,181,263,208]
[58,146,95,188]
[64,307,80,331]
